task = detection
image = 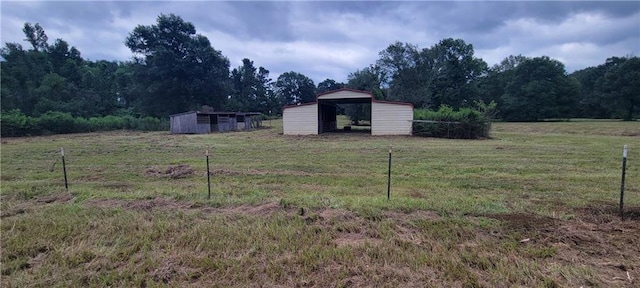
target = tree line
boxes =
[367,40,638,121]
[2,14,638,129]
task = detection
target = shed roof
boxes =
[316,88,372,100]
[170,111,262,117]
[283,88,413,110]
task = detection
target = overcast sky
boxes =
[1,1,639,84]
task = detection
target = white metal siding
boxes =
[317,90,371,100]
[283,104,318,135]
[371,102,413,135]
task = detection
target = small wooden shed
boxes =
[170,111,262,134]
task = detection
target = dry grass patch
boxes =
[2,197,639,287]
[144,164,194,178]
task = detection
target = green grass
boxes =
[1,119,639,287]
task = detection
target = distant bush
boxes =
[88,115,129,131]
[36,111,78,134]
[413,105,491,139]
[1,109,39,136]
[1,110,168,137]
[129,116,169,131]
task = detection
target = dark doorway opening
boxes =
[318,98,371,134]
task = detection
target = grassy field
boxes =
[1,119,639,287]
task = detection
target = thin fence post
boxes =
[206,150,211,199]
[387,145,392,200]
[620,145,628,220]
[61,147,68,192]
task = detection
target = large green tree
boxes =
[597,57,640,120]
[377,42,424,105]
[345,65,386,100]
[501,56,579,121]
[571,56,640,120]
[343,65,386,124]
[255,67,276,114]
[571,64,611,118]
[1,23,101,117]
[1,42,47,115]
[316,79,344,94]
[273,71,315,110]
[477,55,528,116]
[74,60,126,116]
[377,39,487,109]
[125,14,230,117]
[425,38,487,109]
[227,58,273,113]
[22,22,48,52]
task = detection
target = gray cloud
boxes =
[1,1,638,83]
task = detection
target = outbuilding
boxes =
[283,89,413,135]
[170,111,262,134]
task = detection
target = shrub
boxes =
[73,117,92,133]
[1,109,168,137]
[36,111,77,134]
[88,115,129,131]
[413,105,491,139]
[1,110,38,137]
[129,116,169,131]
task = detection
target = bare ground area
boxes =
[486,206,640,286]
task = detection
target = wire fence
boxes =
[412,120,492,139]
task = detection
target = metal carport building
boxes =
[170,111,262,134]
[282,89,413,135]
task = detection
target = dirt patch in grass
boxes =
[621,131,640,137]
[207,168,312,177]
[487,205,639,286]
[208,168,242,176]
[0,207,27,218]
[144,165,194,179]
[79,174,103,181]
[394,224,424,245]
[84,198,357,221]
[280,170,314,176]
[318,208,357,222]
[26,253,46,271]
[486,212,559,232]
[554,206,639,286]
[126,198,188,211]
[34,193,73,204]
[334,233,382,247]
[84,198,291,217]
[85,197,193,211]
[150,259,200,284]
[1,193,72,218]
[0,174,16,181]
[577,204,640,222]
[100,182,133,192]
